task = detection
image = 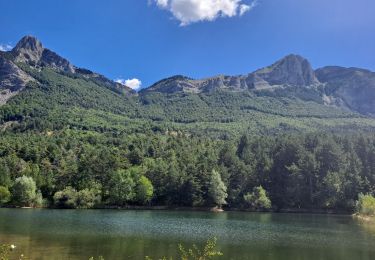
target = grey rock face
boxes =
[0,56,34,104]
[12,35,75,73]
[144,54,320,94]
[251,54,320,87]
[40,48,75,73]
[316,66,375,116]
[12,35,44,64]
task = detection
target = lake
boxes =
[0,209,374,259]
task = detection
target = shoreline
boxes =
[0,205,352,215]
[352,213,375,222]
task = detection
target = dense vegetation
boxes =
[1,129,375,211]
[1,67,375,212]
[356,194,375,217]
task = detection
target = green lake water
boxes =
[0,209,374,259]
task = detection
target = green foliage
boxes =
[208,170,227,208]
[0,244,11,260]
[53,186,101,209]
[244,186,271,210]
[53,187,78,209]
[356,194,375,216]
[76,188,101,209]
[11,176,40,207]
[108,169,136,205]
[145,238,222,260]
[178,237,222,260]
[136,176,154,205]
[0,186,11,205]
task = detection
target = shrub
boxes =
[108,169,136,205]
[11,176,40,207]
[77,188,101,209]
[54,187,101,209]
[0,186,11,205]
[135,176,154,205]
[356,193,375,216]
[53,187,78,209]
[244,186,272,210]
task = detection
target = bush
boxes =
[0,186,11,205]
[108,169,136,205]
[11,176,41,207]
[53,187,101,209]
[53,187,78,209]
[77,188,101,209]
[135,176,154,205]
[356,193,375,216]
[244,186,272,210]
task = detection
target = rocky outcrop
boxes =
[251,54,319,87]
[0,36,135,105]
[316,66,375,116]
[12,36,75,73]
[0,56,34,104]
[144,54,321,94]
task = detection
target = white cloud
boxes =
[0,44,13,51]
[152,0,258,25]
[155,0,169,8]
[239,4,250,16]
[115,78,142,90]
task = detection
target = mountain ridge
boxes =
[1,36,375,117]
[0,35,135,105]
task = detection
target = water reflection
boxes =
[0,209,375,260]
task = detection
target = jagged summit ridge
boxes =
[11,35,75,73]
[0,35,135,103]
[144,54,320,94]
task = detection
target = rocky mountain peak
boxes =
[12,35,44,64]
[13,35,43,52]
[253,54,319,87]
[11,35,75,73]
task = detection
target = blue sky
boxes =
[1,0,374,90]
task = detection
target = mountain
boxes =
[3,35,375,215]
[0,35,135,106]
[144,54,319,94]
[143,54,375,117]
[316,66,375,116]
[1,35,375,138]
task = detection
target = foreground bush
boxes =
[356,194,375,216]
[146,237,222,260]
[0,186,11,206]
[11,176,42,207]
[0,244,25,260]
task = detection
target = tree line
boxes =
[1,130,375,212]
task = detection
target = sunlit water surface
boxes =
[0,209,374,259]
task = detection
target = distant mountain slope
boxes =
[143,54,375,117]
[143,54,320,94]
[0,35,135,105]
[1,35,375,137]
[316,66,375,116]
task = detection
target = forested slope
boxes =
[1,36,375,212]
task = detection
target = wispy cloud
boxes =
[151,0,258,25]
[115,78,142,91]
[0,44,13,51]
